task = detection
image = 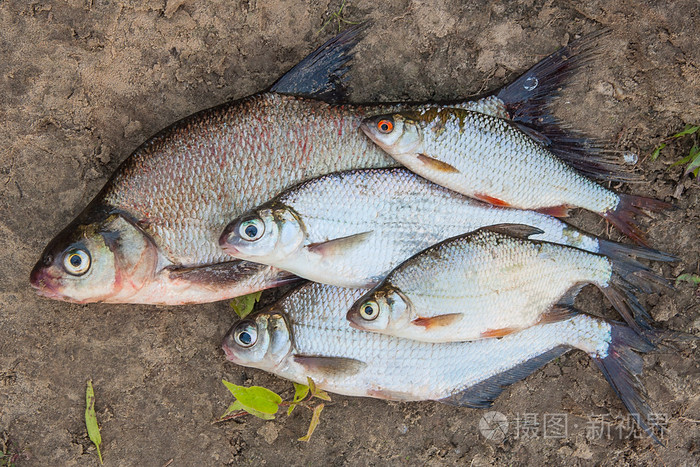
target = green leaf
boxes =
[222,380,281,415]
[287,383,310,415]
[683,145,700,176]
[675,273,700,286]
[651,143,666,161]
[219,400,276,421]
[671,125,700,139]
[230,291,262,318]
[85,381,103,465]
[298,403,325,442]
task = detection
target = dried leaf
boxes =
[222,380,281,415]
[306,377,331,401]
[230,291,262,318]
[85,380,103,465]
[298,403,325,442]
[287,383,310,415]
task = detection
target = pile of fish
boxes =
[31,25,691,443]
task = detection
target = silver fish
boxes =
[30,26,611,304]
[346,224,667,341]
[222,282,664,442]
[219,168,673,290]
[360,106,670,246]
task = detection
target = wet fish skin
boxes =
[347,225,662,341]
[360,107,670,245]
[222,282,663,442]
[29,27,616,304]
[219,168,669,290]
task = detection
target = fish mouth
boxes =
[219,224,239,252]
[345,308,362,329]
[221,335,238,362]
[29,264,61,297]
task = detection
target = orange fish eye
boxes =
[377,119,393,134]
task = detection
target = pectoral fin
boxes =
[417,154,460,173]
[293,355,366,377]
[411,313,461,329]
[307,231,373,257]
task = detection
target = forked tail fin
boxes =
[592,323,669,445]
[600,243,673,335]
[603,193,674,246]
[496,30,640,183]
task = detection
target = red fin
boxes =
[416,154,460,173]
[534,205,571,217]
[411,313,461,329]
[480,327,518,338]
[603,193,673,247]
[367,387,411,401]
[474,193,511,207]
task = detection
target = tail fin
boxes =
[603,193,674,246]
[592,323,665,444]
[597,238,678,264]
[600,247,673,335]
[496,30,639,183]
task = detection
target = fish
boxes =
[222,282,666,443]
[360,105,671,246]
[219,168,674,290]
[346,224,669,341]
[31,26,612,304]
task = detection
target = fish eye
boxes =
[377,118,394,134]
[359,300,379,321]
[234,321,258,348]
[239,217,265,242]
[62,248,91,276]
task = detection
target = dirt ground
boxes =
[1,0,698,465]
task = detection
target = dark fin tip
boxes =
[270,22,370,103]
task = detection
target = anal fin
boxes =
[474,193,511,207]
[439,346,570,408]
[411,313,461,329]
[535,205,572,217]
[480,327,518,338]
[535,304,580,325]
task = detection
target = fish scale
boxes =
[225,283,611,401]
[221,168,607,288]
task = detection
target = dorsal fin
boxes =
[480,224,545,239]
[270,23,368,103]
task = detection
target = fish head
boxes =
[222,310,292,371]
[346,284,411,334]
[220,204,306,264]
[30,208,160,303]
[360,113,422,156]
